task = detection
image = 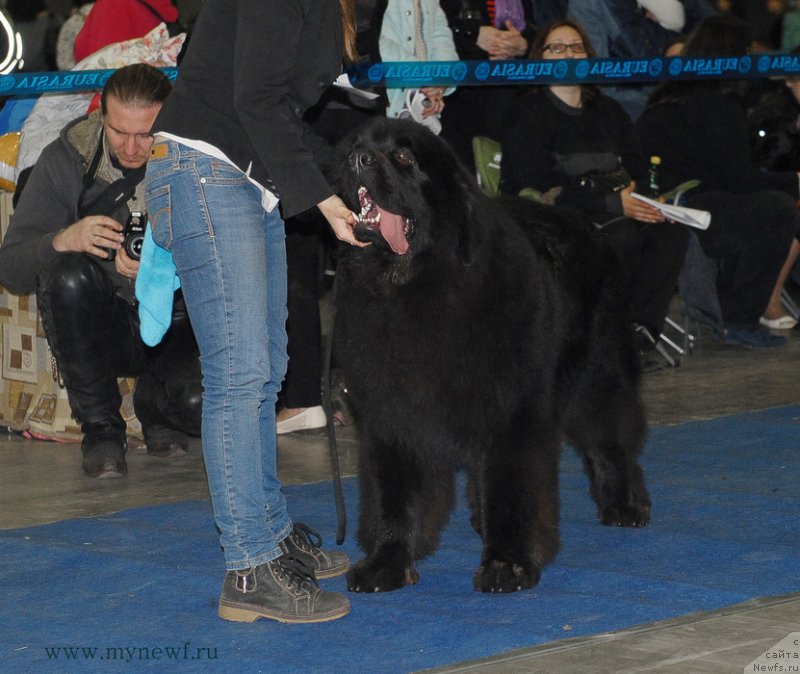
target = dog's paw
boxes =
[346,558,419,593]
[601,502,651,527]
[473,559,540,593]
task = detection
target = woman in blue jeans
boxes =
[143,0,364,623]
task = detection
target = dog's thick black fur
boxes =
[333,118,651,594]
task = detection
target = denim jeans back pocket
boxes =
[207,160,248,184]
[144,184,172,249]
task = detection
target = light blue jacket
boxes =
[379,0,459,118]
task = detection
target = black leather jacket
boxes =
[151,0,343,218]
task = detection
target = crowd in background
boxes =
[3,0,800,395]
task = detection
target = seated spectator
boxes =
[748,55,800,173]
[500,19,689,365]
[724,0,785,51]
[567,0,717,119]
[439,0,538,168]
[377,0,458,125]
[637,15,800,344]
[73,0,179,64]
[0,64,202,478]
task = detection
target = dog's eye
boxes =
[393,148,417,167]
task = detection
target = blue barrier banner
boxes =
[349,54,800,88]
[0,68,179,97]
[1,55,799,96]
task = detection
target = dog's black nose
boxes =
[347,150,376,170]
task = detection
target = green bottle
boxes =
[648,155,661,198]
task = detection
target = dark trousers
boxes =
[598,217,689,336]
[281,101,378,409]
[36,253,201,438]
[283,218,324,409]
[687,190,798,327]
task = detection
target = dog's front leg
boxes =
[348,439,421,592]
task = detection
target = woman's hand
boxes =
[492,22,528,59]
[476,23,528,60]
[318,194,368,247]
[52,215,124,258]
[621,183,665,223]
[419,87,445,117]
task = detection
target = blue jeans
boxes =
[145,140,291,570]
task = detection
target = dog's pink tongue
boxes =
[377,208,409,255]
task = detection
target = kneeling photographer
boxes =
[0,64,201,478]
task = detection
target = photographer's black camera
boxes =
[123,211,146,261]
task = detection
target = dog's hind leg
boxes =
[566,387,651,527]
[472,417,561,593]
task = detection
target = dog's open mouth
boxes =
[355,186,414,255]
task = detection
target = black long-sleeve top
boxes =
[500,89,648,223]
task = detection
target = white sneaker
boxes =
[276,406,327,435]
[759,315,798,330]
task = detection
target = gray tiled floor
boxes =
[1,319,799,673]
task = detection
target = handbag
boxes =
[577,162,632,194]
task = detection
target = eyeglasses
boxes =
[544,42,587,55]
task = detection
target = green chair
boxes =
[471,136,503,198]
[472,135,546,203]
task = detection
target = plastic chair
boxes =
[472,136,502,198]
[657,180,715,357]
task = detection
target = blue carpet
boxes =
[2,406,799,673]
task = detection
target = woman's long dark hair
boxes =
[647,14,752,107]
[528,19,600,104]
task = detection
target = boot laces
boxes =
[274,555,318,594]
[290,522,323,552]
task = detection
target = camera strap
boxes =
[77,138,145,218]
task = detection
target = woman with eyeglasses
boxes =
[499,19,690,367]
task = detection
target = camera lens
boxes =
[125,234,144,261]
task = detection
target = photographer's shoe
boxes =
[81,434,127,478]
[218,555,351,623]
[280,523,350,579]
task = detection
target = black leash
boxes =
[321,269,346,545]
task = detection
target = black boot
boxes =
[81,422,127,478]
[133,292,202,456]
[37,255,133,478]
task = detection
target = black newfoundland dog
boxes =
[333,118,651,594]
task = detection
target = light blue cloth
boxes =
[135,223,180,347]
